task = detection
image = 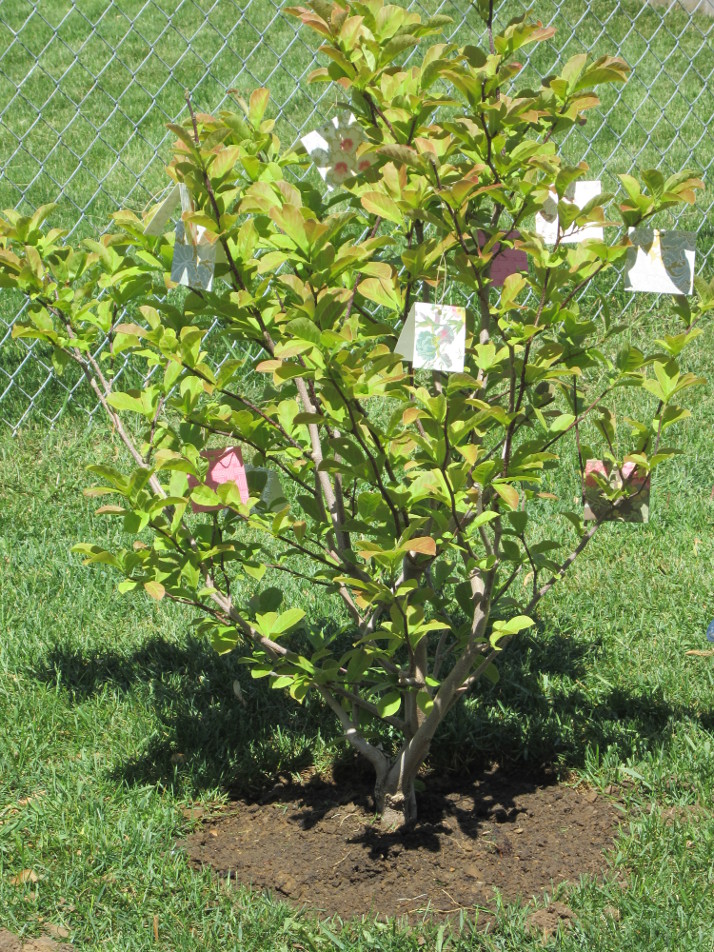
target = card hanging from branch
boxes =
[535,181,604,245]
[476,230,528,285]
[300,114,374,190]
[394,303,466,373]
[582,460,650,523]
[187,447,287,514]
[144,183,224,291]
[624,228,696,295]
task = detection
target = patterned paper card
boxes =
[582,460,650,523]
[145,183,224,290]
[300,114,374,190]
[624,228,695,295]
[170,184,216,292]
[188,447,250,512]
[476,230,528,285]
[535,181,603,245]
[395,303,466,373]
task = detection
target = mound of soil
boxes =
[182,764,621,922]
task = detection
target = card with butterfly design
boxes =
[300,114,374,190]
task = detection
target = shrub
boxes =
[2,0,711,829]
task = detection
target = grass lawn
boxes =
[1,294,714,949]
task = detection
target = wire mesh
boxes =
[0,0,712,433]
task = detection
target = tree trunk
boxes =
[374,759,418,831]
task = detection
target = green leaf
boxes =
[360,192,404,225]
[144,580,166,601]
[493,483,519,510]
[271,608,306,636]
[377,691,401,718]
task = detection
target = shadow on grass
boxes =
[32,632,341,797]
[29,623,713,803]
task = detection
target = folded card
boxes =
[188,447,250,512]
[395,302,466,373]
[624,228,695,295]
[535,181,603,245]
[301,114,373,189]
[476,230,528,285]
[582,459,650,523]
[144,183,224,291]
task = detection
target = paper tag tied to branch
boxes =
[476,230,528,285]
[187,448,288,514]
[536,180,603,245]
[188,447,250,512]
[582,460,650,524]
[144,183,221,291]
[625,228,696,295]
[300,114,374,190]
[395,303,466,373]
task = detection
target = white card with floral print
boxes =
[395,303,466,373]
[535,180,603,245]
[301,114,374,190]
[625,228,695,295]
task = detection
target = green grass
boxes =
[2,313,714,950]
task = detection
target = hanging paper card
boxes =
[246,467,288,513]
[188,447,250,512]
[535,181,603,245]
[170,185,216,291]
[300,114,373,190]
[172,222,217,291]
[476,230,528,285]
[395,303,466,373]
[624,228,695,295]
[582,460,650,523]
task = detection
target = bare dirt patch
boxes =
[0,932,73,952]
[182,763,621,922]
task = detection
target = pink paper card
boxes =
[476,230,528,286]
[582,459,649,523]
[188,447,250,512]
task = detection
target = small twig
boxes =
[331,849,354,869]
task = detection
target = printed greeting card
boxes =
[188,447,249,512]
[300,114,373,189]
[582,459,650,523]
[535,181,603,245]
[395,303,466,373]
[624,228,695,295]
[476,230,528,285]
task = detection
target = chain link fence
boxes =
[0,0,712,434]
